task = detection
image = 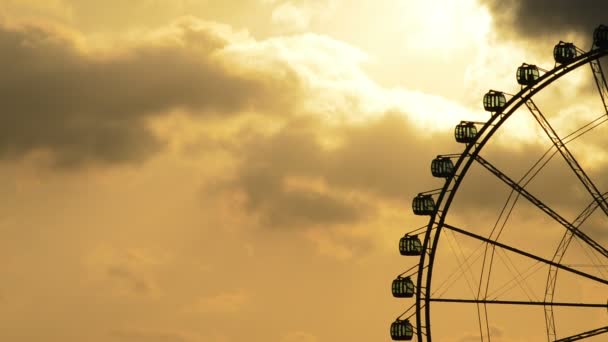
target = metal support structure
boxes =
[590,58,608,116]
[405,45,608,342]
[473,154,608,259]
[525,99,608,218]
[555,326,608,342]
[443,223,608,286]
[429,298,607,308]
[544,195,605,341]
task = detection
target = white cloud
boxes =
[280,331,319,342]
[271,2,310,32]
[187,289,251,314]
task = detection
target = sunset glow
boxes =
[0,1,606,341]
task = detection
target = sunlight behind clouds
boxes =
[0,2,606,342]
[400,0,492,54]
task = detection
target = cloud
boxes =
[188,289,251,314]
[0,17,300,168]
[110,329,191,342]
[83,245,165,296]
[481,0,607,43]
[106,265,154,294]
[280,331,319,342]
[271,3,310,32]
[216,112,454,230]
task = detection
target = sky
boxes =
[0,1,607,341]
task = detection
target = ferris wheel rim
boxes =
[413,46,608,341]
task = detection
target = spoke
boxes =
[438,230,478,298]
[546,194,604,296]
[443,223,608,286]
[590,58,608,117]
[525,99,608,218]
[491,251,543,300]
[555,326,608,342]
[544,194,604,341]
[474,154,608,259]
[429,298,607,308]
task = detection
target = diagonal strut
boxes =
[525,99,608,218]
[474,154,608,259]
[590,58,608,117]
[555,325,608,342]
[443,223,608,286]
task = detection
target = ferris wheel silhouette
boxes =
[391,25,608,341]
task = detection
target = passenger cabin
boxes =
[431,156,454,178]
[553,42,577,64]
[399,234,422,256]
[594,25,608,48]
[483,90,506,112]
[390,319,414,341]
[412,194,435,216]
[392,276,415,298]
[516,63,540,86]
[454,122,478,144]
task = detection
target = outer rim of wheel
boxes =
[414,47,608,341]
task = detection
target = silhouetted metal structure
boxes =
[390,319,414,340]
[392,276,415,298]
[391,24,608,341]
[454,121,478,144]
[553,42,577,64]
[412,194,435,216]
[516,63,540,85]
[593,25,608,48]
[399,234,422,256]
[482,90,506,112]
[430,156,454,178]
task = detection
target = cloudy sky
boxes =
[0,1,607,341]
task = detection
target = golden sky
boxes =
[0,1,607,341]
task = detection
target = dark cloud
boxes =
[232,117,369,228]
[218,113,455,228]
[482,0,607,43]
[109,329,190,342]
[106,265,152,294]
[0,19,299,168]
[216,102,608,234]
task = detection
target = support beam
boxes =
[443,223,608,286]
[474,154,608,259]
[429,298,607,308]
[525,99,608,218]
[590,58,608,117]
[555,326,608,342]
[544,195,605,341]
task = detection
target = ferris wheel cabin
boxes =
[593,24,608,48]
[399,234,422,256]
[454,122,478,143]
[392,276,415,298]
[390,319,414,341]
[553,42,577,64]
[431,156,455,178]
[516,63,540,86]
[412,194,435,215]
[483,90,506,112]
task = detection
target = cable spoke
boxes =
[443,223,608,285]
[590,57,608,117]
[525,99,608,218]
[474,154,608,259]
[544,193,605,341]
[491,250,542,301]
[434,230,478,298]
[429,298,607,308]
[555,326,608,342]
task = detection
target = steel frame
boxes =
[412,47,608,342]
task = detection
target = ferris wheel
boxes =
[390,25,608,341]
